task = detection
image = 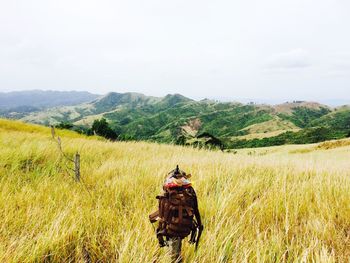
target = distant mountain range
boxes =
[0,90,100,118]
[1,90,350,149]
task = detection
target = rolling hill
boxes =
[2,91,350,148]
[0,118,349,262]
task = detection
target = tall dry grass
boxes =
[0,119,349,262]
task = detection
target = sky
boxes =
[0,0,349,103]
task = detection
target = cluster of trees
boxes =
[56,118,118,141]
[176,132,225,151]
[90,118,118,140]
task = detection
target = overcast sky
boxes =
[0,0,349,103]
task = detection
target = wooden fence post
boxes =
[74,152,80,182]
[57,136,62,152]
[51,125,55,139]
[55,136,82,182]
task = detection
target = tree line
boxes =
[56,118,118,141]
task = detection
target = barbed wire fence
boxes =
[50,125,92,196]
[57,136,81,182]
[50,125,93,261]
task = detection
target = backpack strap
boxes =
[178,204,183,224]
[149,210,159,223]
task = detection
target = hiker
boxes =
[149,166,203,263]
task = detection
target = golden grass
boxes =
[316,139,350,150]
[0,119,350,262]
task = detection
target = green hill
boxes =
[3,92,350,149]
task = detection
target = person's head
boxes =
[169,165,191,179]
[173,165,181,177]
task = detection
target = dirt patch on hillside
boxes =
[181,118,202,137]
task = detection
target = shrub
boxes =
[91,118,118,140]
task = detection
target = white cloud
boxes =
[264,49,311,71]
[0,0,350,101]
[327,52,350,77]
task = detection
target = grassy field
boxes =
[0,119,349,262]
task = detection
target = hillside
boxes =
[0,118,349,262]
[12,92,350,148]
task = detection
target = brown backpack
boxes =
[150,186,200,247]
